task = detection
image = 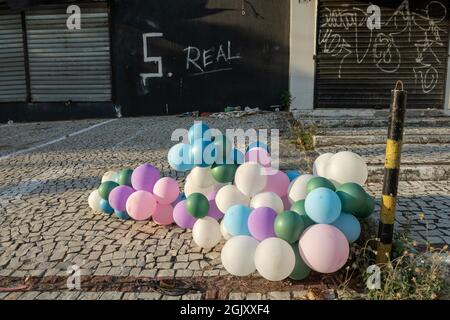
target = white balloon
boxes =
[221,236,259,276]
[313,153,333,177]
[220,219,233,240]
[254,237,295,281]
[326,151,368,186]
[215,185,250,214]
[101,170,118,183]
[234,162,267,197]
[189,167,216,188]
[250,192,284,214]
[184,174,216,196]
[88,190,102,212]
[288,174,315,203]
[192,217,222,249]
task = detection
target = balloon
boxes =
[88,190,102,212]
[173,200,196,229]
[153,177,179,205]
[245,147,271,167]
[192,217,221,248]
[299,224,349,273]
[290,200,315,229]
[234,162,267,197]
[189,166,215,188]
[221,236,259,276]
[285,170,301,182]
[304,188,341,224]
[306,176,336,193]
[98,181,119,200]
[220,219,233,240]
[254,238,295,281]
[332,213,361,243]
[186,193,209,218]
[191,138,216,167]
[172,192,186,207]
[274,211,305,244]
[246,141,270,153]
[313,153,333,177]
[126,190,157,221]
[326,151,368,186]
[108,185,134,212]
[211,163,238,183]
[262,169,290,197]
[99,199,114,214]
[360,194,375,219]
[153,203,174,225]
[184,174,216,196]
[114,210,130,220]
[214,134,232,159]
[168,143,194,172]
[289,242,311,280]
[102,170,118,183]
[131,163,160,192]
[224,205,252,236]
[228,148,245,165]
[118,168,133,186]
[215,185,250,214]
[247,207,277,241]
[288,174,315,203]
[206,192,224,220]
[281,195,291,211]
[188,121,211,143]
[250,192,284,214]
[336,183,370,218]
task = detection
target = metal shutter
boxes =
[315,0,449,109]
[26,1,111,102]
[0,0,27,102]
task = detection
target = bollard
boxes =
[376,81,407,264]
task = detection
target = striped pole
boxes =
[376,81,407,264]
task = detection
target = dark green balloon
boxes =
[356,193,375,219]
[289,242,311,280]
[186,193,209,218]
[118,168,133,186]
[306,176,336,193]
[98,181,119,200]
[336,183,367,216]
[290,200,315,229]
[274,211,305,244]
[211,163,238,183]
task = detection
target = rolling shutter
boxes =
[316,0,449,109]
[26,1,111,102]
[0,0,27,102]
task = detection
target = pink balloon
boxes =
[153,177,180,204]
[153,203,174,225]
[131,163,160,192]
[281,195,291,211]
[207,198,224,220]
[245,147,271,167]
[262,169,290,197]
[126,190,157,221]
[108,185,134,212]
[206,191,217,201]
[299,224,349,273]
[173,200,196,229]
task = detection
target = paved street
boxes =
[0,113,449,299]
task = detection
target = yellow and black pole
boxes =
[376,81,407,264]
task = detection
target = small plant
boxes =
[290,121,316,151]
[280,91,294,110]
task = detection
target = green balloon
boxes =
[336,183,367,216]
[118,168,133,186]
[98,181,119,200]
[211,163,237,183]
[306,176,335,193]
[356,193,375,219]
[186,193,209,218]
[290,200,315,229]
[274,211,305,244]
[289,242,311,280]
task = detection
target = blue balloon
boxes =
[332,213,361,243]
[114,210,130,220]
[100,199,114,214]
[188,122,211,143]
[168,143,194,172]
[286,170,301,182]
[246,141,270,153]
[304,187,342,224]
[191,139,216,167]
[224,205,252,236]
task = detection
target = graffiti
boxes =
[319,0,447,93]
[140,33,164,85]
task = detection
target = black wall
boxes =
[111,0,290,116]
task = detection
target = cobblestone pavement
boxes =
[0,113,449,300]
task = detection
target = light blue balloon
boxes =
[304,187,342,224]
[100,199,114,214]
[246,141,270,153]
[220,148,244,165]
[168,143,194,172]
[286,170,301,182]
[332,213,361,243]
[191,138,216,167]
[114,210,130,220]
[188,122,211,143]
[224,205,252,236]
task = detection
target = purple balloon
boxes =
[208,199,224,221]
[131,163,160,192]
[108,186,135,212]
[173,200,196,229]
[207,191,217,201]
[248,207,277,241]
